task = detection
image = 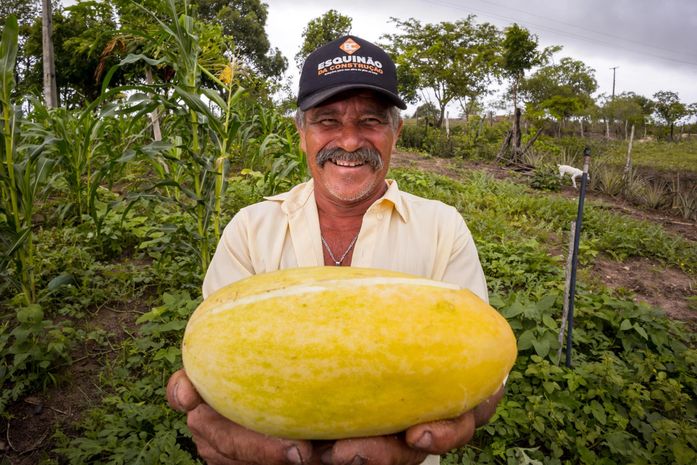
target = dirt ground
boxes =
[391,150,697,327]
[0,299,144,465]
[1,151,695,464]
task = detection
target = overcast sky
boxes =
[266,0,697,115]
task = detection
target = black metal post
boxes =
[565,147,591,367]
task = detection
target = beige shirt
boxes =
[203,179,488,301]
[202,179,486,465]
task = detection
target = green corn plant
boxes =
[107,0,245,274]
[0,16,55,304]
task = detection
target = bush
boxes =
[529,164,562,191]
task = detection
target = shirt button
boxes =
[377,213,384,220]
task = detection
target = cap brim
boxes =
[298,84,407,111]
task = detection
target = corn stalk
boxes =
[1,17,55,303]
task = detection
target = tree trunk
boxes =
[580,118,584,137]
[520,127,543,157]
[437,105,446,128]
[512,107,522,160]
[624,120,628,140]
[605,119,610,139]
[496,131,512,163]
[42,0,57,108]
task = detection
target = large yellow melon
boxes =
[182,267,516,439]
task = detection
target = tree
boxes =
[41,0,57,107]
[382,16,500,128]
[295,9,352,70]
[500,23,557,158]
[24,1,119,106]
[0,0,39,27]
[413,102,439,126]
[193,0,287,79]
[520,57,597,136]
[603,92,653,138]
[653,90,687,141]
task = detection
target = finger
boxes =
[473,386,505,427]
[188,404,313,465]
[405,411,476,454]
[193,437,253,465]
[325,436,427,465]
[166,369,203,412]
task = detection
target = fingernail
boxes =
[349,456,365,465]
[414,431,432,449]
[286,446,303,465]
[172,382,182,410]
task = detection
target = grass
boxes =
[599,138,697,174]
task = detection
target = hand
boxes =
[167,368,504,465]
[166,369,314,465]
[321,386,505,465]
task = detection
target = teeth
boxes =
[333,159,364,167]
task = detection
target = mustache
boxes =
[315,147,383,171]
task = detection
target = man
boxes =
[167,35,503,465]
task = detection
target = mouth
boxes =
[330,158,366,168]
[317,147,383,171]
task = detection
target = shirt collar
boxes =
[265,178,409,222]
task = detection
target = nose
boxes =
[335,122,365,153]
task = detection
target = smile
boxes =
[331,158,365,167]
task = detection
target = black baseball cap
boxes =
[297,35,407,111]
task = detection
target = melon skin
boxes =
[182,266,517,440]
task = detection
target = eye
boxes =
[361,117,385,127]
[316,118,338,127]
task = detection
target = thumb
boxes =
[166,369,203,412]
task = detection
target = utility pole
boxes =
[610,66,619,100]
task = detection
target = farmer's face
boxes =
[298,91,402,205]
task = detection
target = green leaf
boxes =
[604,431,633,454]
[542,314,557,330]
[47,273,77,291]
[536,294,557,311]
[532,338,550,358]
[633,323,648,340]
[589,400,607,425]
[673,440,697,465]
[0,15,19,103]
[502,300,526,318]
[517,329,535,350]
[619,319,633,331]
[16,304,43,324]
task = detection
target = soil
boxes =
[1,151,695,464]
[0,298,145,465]
[391,150,697,328]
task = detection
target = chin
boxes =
[327,180,380,203]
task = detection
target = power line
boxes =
[422,0,697,67]
[473,0,695,59]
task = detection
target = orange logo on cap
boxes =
[339,38,360,55]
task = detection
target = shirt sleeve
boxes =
[440,215,489,303]
[202,209,255,299]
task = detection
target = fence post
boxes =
[565,146,591,367]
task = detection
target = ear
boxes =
[392,119,404,151]
[296,121,308,153]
